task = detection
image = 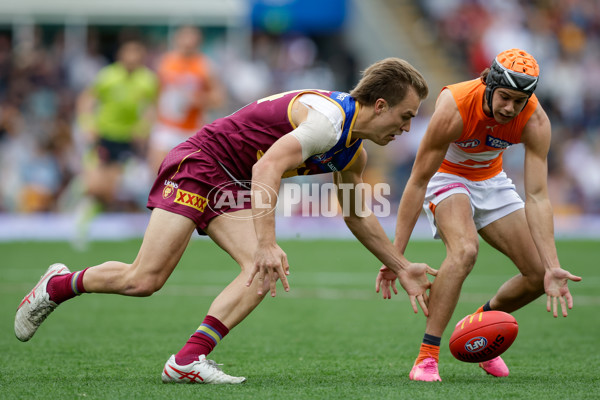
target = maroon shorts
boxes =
[146,141,252,235]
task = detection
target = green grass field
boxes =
[1,238,598,399]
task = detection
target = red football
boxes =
[449,311,518,363]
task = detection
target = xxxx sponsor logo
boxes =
[174,188,208,212]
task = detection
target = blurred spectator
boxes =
[148,26,226,173]
[65,31,108,94]
[220,33,345,111]
[562,134,600,213]
[0,101,28,212]
[0,28,76,214]
[18,138,62,213]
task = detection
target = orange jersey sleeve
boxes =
[438,79,538,181]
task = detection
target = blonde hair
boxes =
[350,57,428,106]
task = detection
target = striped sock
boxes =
[175,315,229,365]
[47,268,89,304]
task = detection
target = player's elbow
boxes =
[525,194,553,211]
[252,158,271,179]
[409,174,433,191]
[343,211,371,231]
[343,214,359,227]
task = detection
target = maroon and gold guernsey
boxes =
[187,89,362,181]
[147,89,362,233]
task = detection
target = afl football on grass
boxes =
[449,311,518,363]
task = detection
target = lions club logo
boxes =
[162,180,179,199]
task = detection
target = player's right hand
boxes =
[246,243,290,297]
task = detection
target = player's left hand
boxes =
[375,266,399,300]
[376,264,438,316]
[543,267,582,317]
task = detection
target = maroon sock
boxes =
[47,268,89,305]
[175,315,230,365]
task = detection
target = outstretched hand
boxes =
[544,267,581,317]
[246,243,290,297]
[375,264,438,316]
[375,266,399,300]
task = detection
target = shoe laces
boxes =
[201,358,231,379]
[421,359,439,374]
[203,359,224,371]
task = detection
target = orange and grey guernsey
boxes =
[157,52,211,131]
[438,79,538,181]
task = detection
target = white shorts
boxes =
[150,124,197,153]
[423,172,524,239]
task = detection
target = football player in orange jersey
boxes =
[148,25,226,173]
[376,49,581,381]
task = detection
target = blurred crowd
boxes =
[0,0,599,218]
[0,25,356,215]
[418,0,600,214]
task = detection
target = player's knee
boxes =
[447,241,479,274]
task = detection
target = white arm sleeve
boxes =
[289,94,344,160]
